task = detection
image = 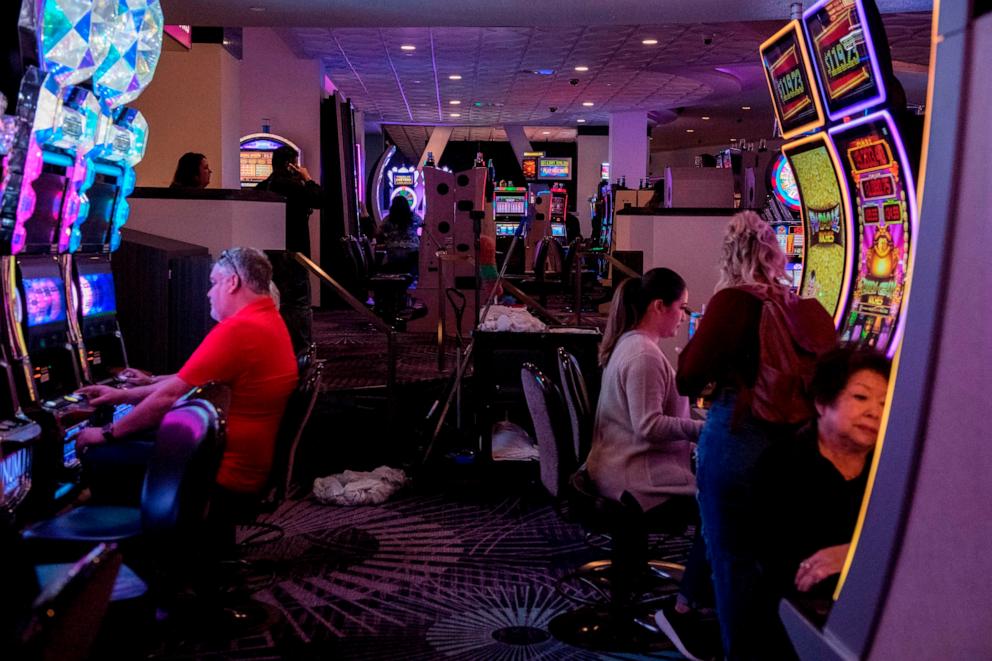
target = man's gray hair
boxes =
[215,247,273,295]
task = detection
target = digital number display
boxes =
[861,175,894,199]
[804,0,885,118]
[864,205,880,223]
[883,202,902,223]
[849,142,891,171]
[760,23,823,138]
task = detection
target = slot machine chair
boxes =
[236,346,323,547]
[515,237,565,306]
[521,363,691,652]
[21,395,227,611]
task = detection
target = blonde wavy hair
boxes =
[715,211,789,292]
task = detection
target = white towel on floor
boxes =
[313,466,408,505]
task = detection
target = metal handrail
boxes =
[291,252,396,417]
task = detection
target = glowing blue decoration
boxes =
[18,0,100,87]
[91,0,164,108]
[120,166,136,196]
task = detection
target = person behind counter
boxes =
[170,152,211,189]
[676,210,836,659]
[754,346,890,631]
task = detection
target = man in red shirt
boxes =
[76,247,299,503]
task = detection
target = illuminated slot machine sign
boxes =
[771,154,802,213]
[829,112,916,352]
[537,157,572,181]
[522,158,538,180]
[782,135,852,321]
[494,189,528,216]
[387,167,422,215]
[803,0,888,121]
[239,133,302,188]
[760,21,825,139]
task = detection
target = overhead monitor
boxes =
[759,20,825,139]
[537,157,572,181]
[522,158,538,180]
[803,0,889,120]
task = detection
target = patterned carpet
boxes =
[148,483,703,660]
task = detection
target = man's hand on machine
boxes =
[75,425,108,451]
[115,367,157,386]
[76,384,124,406]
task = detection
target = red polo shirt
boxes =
[179,297,298,493]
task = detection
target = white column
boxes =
[419,126,452,169]
[504,124,532,166]
[608,111,648,186]
[576,133,608,236]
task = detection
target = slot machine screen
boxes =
[804,0,887,119]
[393,173,414,187]
[494,193,527,216]
[550,223,566,238]
[550,196,566,215]
[24,277,67,328]
[760,22,824,138]
[79,272,117,318]
[495,222,518,237]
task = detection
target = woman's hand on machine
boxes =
[76,384,121,406]
[794,544,850,592]
[75,426,106,451]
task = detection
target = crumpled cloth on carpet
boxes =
[313,466,408,505]
[478,305,547,332]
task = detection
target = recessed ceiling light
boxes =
[574,66,589,72]
[642,38,658,45]
[400,44,416,51]
[686,129,695,133]
[449,74,462,80]
[449,100,461,105]
[577,119,586,123]
[582,101,594,107]
[702,116,711,120]
[542,131,551,135]
[450,113,461,118]
[741,105,751,110]
[532,69,555,75]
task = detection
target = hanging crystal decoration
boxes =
[92,0,164,108]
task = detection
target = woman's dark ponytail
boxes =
[598,268,686,367]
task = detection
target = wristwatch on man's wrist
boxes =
[101,423,117,443]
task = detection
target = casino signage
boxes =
[760,22,825,139]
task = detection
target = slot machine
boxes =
[492,185,529,275]
[239,132,303,189]
[0,0,163,505]
[547,184,568,244]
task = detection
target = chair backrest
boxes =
[140,397,225,539]
[266,346,323,504]
[532,237,565,279]
[19,543,122,661]
[557,347,592,463]
[358,236,376,276]
[521,363,576,497]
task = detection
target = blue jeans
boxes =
[696,391,796,660]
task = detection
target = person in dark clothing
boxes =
[256,145,322,351]
[676,211,836,660]
[256,146,322,256]
[377,195,420,276]
[564,212,582,243]
[754,347,890,620]
[170,152,211,189]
